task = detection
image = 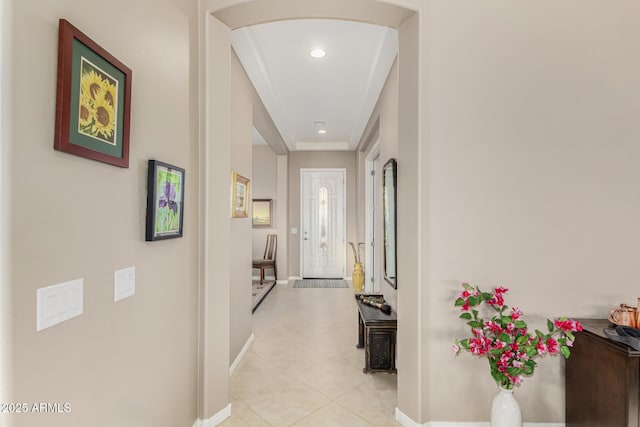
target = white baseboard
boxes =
[288,276,301,280]
[192,403,231,427]
[396,408,564,427]
[396,408,422,427]
[230,334,254,376]
[276,279,288,284]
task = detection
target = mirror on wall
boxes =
[382,158,397,288]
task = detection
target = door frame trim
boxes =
[364,138,381,292]
[299,168,347,279]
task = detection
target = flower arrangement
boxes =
[453,282,582,390]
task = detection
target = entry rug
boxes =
[293,279,348,288]
[252,280,276,313]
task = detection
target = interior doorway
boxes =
[300,168,346,278]
[365,143,382,293]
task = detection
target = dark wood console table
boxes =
[566,319,640,427]
[355,294,397,374]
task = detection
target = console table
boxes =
[565,318,640,427]
[355,295,397,374]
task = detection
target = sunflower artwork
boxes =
[78,59,118,145]
[54,19,132,167]
[146,160,185,241]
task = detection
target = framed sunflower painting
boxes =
[145,160,185,241]
[54,19,132,168]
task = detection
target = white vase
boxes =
[490,387,522,427]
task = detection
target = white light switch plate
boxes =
[37,279,83,332]
[114,266,135,302]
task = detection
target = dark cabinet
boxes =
[566,319,640,427]
[355,295,397,373]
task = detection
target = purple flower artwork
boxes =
[146,160,184,241]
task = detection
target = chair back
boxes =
[263,234,277,261]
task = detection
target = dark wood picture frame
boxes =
[146,160,185,241]
[54,19,132,168]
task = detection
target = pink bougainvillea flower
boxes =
[453,282,581,390]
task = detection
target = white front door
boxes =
[301,169,346,278]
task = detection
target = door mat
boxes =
[252,281,276,313]
[293,279,348,288]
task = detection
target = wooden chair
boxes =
[253,234,277,284]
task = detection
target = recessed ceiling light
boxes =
[309,48,326,59]
[317,129,327,134]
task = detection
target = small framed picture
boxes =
[54,19,132,167]
[252,199,272,227]
[231,172,250,218]
[146,160,185,241]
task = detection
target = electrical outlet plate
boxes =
[37,279,83,331]
[114,266,135,302]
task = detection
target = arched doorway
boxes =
[197,0,425,424]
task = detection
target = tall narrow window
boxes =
[319,186,328,250]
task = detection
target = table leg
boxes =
[356,313,364,349]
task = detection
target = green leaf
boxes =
[498,333,512,343]
[472,309,479,319]
[547,319,554,332]
[459,312,472,320]
[468,296,480,306]
[467,320,481,328]
[481,292,493,301]
[454,298,465,307]
[560,346,571,359]
[459,339,470,349]
[463,283,474,291]
[517,335,529,345]
[566,331,575,341]
[514,320,527,329]
[535,330,544,338]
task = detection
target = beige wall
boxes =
[357,59,399,308]
[229,52,254,365]
[6,0,199,426]
[427,0,640,422]
[0,0,12,411]
[288,151,357,278]
[252,146,279,265]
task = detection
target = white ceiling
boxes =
[232,19,398,152]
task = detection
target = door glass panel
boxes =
[319,186,328,251]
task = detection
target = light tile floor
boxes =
[221,281,400,427]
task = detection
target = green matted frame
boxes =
[54,19,132,168]
[145,160,185,241]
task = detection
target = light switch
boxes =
[37,279,83,331]
[291,228,298,235]
[114,266,135,302]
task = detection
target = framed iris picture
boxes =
[54,19,132,168]
[231,172,250,218]
[146,160,185,241]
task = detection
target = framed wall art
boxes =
[252,199,272,227]
[231,172,250,218]
[146,160,185,241]
[54,19,132,167]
